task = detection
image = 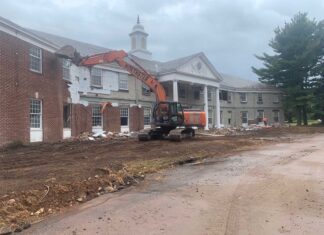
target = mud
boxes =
[0,126,323,232]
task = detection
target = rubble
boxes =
[76,131,136,141]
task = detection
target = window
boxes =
[220,110,223,124]
[257,93,263,104]
[62,59,70,81]
[92,104,102,127]
[144,107,151,126]
[119,74,129,91]
[273,110,279,122]
[228,111,232,125]
[120,107,129,126]
[179,85,186,98]
[273,95,280,104]
[219,90,228,101]
[240,93,247,103]
[257,110,264,122]
[208,108,213,125]
[227,92,232,103]
[63,104,71,128]
[30,99,42,128]
[194,89,200,100]
[142,83,151,96]
[241,111,248,124]
[91,68,102,87]
[164,86,169,97]
[29,46,42,73]
[208,90,212,101]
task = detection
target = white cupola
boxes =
[129,16,152,60]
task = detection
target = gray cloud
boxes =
[1,0,323,80]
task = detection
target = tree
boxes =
[252,13,323,125]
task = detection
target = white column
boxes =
[173,80,178,102]
[215,87,221,128]
[204,85,209,130]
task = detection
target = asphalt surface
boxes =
[24,134,324,235]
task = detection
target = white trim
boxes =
[159,73,220,88]
[0,21,58,53]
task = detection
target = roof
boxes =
[220,73,275,90]
[0,15,276,91]
[29,29,111,57]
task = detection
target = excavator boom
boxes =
[81,50,166,102]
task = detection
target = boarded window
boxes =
[29,47,42,73]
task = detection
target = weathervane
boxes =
[137,15,140,24]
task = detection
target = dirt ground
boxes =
[0,126,323,233]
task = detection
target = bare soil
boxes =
[0,126,323,232]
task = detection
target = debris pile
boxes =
[76,131,136,141]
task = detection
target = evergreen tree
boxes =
[252,13,323,125]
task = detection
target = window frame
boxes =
[63,104,72,128]
[273,110,280,122]
[30,99,42,130]
[119,74,129,91]
[227,92,232,103]
[208,108,213,125]
[179,85,186,99]
[29,46,42,73]
[62,58,71,81]
[90,68,103,88]
[241,111,248,124]
[143,107,151,126]
[207,90,212,102]
[257,93,263,104]
[273,95,280,104]
[193,89,200,100]
[92,104,102,127]
[120,107,129,126]
[240,93,247,103]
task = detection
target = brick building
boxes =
[0,16,283,146]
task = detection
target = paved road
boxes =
[25,134,324,235]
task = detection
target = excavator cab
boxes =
[153,102,184,127]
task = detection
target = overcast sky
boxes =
[1,0,324,80]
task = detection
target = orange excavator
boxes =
[81,50,206,141]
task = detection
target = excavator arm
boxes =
[80,50,166,102]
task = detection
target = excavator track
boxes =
[168,128,195,141]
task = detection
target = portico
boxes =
[158,74,221,130]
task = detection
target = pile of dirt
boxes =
[0,165,141,233]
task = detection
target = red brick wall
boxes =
[0,31,69,146]
[103,106,120,132]
[129,106,144,131]
[71,104,92,136]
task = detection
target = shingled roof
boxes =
[29,29,111,57]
